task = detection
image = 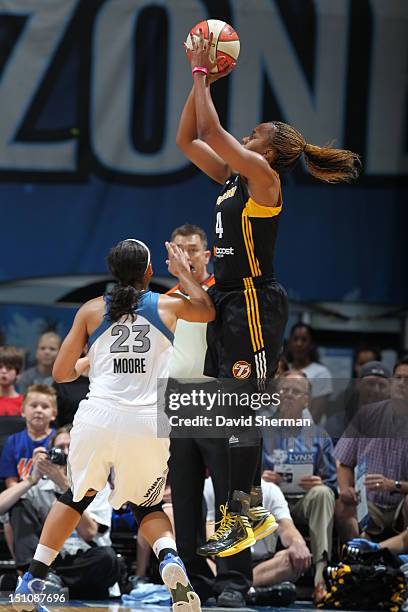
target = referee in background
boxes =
[167,224,252,608]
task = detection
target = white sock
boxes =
[152,536,177,559]
[33,544,59,566]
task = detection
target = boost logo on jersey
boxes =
[232,360,251,379]
[213,246,235,257]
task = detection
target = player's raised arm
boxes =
[176,40,234,185]
[160,242,215,324]
[189,30,279,206]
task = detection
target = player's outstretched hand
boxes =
[165,241,191,278]
[207,62,236,84]
[183,40,235,84]
[189,28,216,73]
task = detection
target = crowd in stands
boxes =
[0,232,407,607]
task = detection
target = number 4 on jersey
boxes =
[216,211,223,238]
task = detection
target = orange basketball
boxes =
[185,19,240,74]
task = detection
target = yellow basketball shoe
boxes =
[249,486,278,541]
[248,505,278,541]
[197,491,255,558]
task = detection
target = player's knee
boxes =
[307,484,333,501]
[275,549,291,570]
[129,501,164,525]
[59,488,97,515]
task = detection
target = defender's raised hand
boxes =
[165,241,191,278]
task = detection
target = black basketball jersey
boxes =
[212,173,282,288]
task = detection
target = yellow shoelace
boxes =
[210,504,236,541]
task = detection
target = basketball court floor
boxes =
[0,602,347,611]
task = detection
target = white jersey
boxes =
[87,291,173,408]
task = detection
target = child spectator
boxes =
[0,384,57,485]
[17,332,61,394]
[0,346,24,416]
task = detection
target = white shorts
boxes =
[68,397,170,509]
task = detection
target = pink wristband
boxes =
[192,66,208,76]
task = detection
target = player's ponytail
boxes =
[106,238,151,322]
[270,121,361,183]
[303,142,361,183]
[107,284,143,323]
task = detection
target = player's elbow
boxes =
[176,126,188,146]
[52,363,71,383]
[52,367,63,383]
[198,125,222,146]
[175,132,186,150]
[176,130,195,153]
[52,364,65,383]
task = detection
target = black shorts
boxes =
[204,280,288,382]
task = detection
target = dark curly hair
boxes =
[106,239,150,322]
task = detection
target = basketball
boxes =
[185,19,240,74]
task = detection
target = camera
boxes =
[47,447,67,466]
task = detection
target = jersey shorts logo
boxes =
[232,360,252,379]
[139,470,168,507]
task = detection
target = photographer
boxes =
[0,426,120,599]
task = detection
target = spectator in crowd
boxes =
[327,359,390,444]
[286,323,333,423]
[17,332,61,394]
[341,344,383,424]
[340,360,390,431]
[354,360,390,406]
[0,384,58,558]
[276,354,290,378]
[0,346,24,416]
[0,384,57,485]
[334,357,408,543]
[352,344,382,379]
[262,370,337,604]
[204,476,311,606]
[167,223,253,608]
[0,426,120,599]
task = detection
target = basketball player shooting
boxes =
[12,239,214,612]
[177,27,361,559]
